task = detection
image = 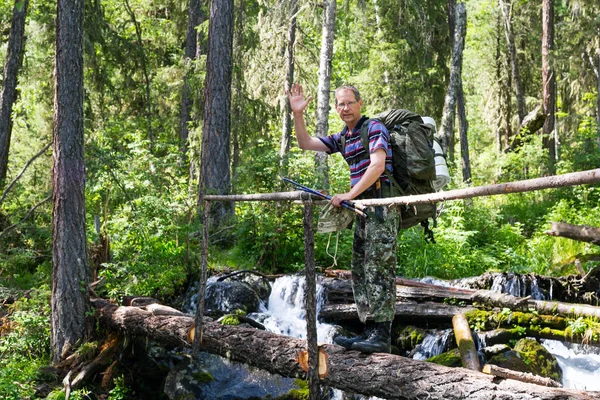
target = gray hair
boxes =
[334,84,361,104]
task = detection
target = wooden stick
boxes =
[482,364,562,388]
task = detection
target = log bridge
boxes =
[91,298,598,400]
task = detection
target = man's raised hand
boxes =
[286,83,313,114]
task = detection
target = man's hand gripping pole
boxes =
[282,177,367,219]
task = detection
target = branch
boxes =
[0,141,52,205]
[0,195,51,241]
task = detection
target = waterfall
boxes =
[249,275,338,343]
[541,340,600,391]
[412,329,454,360]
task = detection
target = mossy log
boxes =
[91,299,596,400]
[321,275,600,320]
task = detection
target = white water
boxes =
[249,275,383,400]
[253,275,600,393]
[541,340,600,391]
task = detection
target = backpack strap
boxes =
[358,120,405,195]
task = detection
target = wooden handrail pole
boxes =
[303,200,320,399]
[193,200,211,357]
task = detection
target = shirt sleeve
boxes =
[318,132,342,154]
[367,120,390,153]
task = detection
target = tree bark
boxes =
[544,222,600,246]
[199,0,234,228]
[314,0,336,190]
[123,0,154,151]
[440,3,466,163]
[303,202,321,399]
[542,0,556,174]
[52,0,90,363]
[322,274,600,323]
[320,300,476,322]
[279,0,299,179]
[454,11,470,183]
[499,0,526,123]
[0,0,29,189]
[179,0,204,155]
[91,299,594,400]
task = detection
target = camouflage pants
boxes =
[351,205,399,323]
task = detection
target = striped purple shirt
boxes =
[319,117,393,188]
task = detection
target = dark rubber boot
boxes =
[333,326,371,349]
[351,321,391,354]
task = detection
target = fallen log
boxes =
[544,222,600,246]
[321,275,600,320]
[91,299,596,400]
[319,300,476,322]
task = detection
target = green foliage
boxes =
[0,289,51,399]
[108,375,134,400]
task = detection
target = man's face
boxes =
[335,89,363,127]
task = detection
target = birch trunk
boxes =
[542,0,556,174]
[499,0,526,122]
[440,3,467,163]
[314,0,335,189]
[279,0,299,178]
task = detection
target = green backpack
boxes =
[341,109,438,233]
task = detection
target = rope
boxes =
[325,231,340,268]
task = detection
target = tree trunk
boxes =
[123,0,154,151]
[440,3,466,163]
[91,299,593,400]
[542,0,556,174]
[279,0,299,179]
[0,0,29,189]
[52,0,90,363]
[454,8,470,183]
[314,0,336,190]
[597,45,600,150]
[179,0,204,155]
[199,0,234,228]
[499,0,526,123]
[544,222,600,246]
[495,13,507,152]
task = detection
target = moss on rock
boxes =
[427,348,462,367]
[488,338,562,382]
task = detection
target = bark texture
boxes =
[314,0,336,189]
[52,0,90,363]
[542,0,556,173]
[199,0,234,226]
[0,0,29,188]
[544,222,600,246]
[179,0,204,153]
[91,299,596,400]
[279,0,299,177]
[439,3,467,163]
[499,0,526,122]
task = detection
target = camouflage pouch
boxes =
[317,203,354,233]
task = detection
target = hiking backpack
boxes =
[341,109,448,233]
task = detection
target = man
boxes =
[286,83,399,353]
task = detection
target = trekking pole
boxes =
[282,177,367,218]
